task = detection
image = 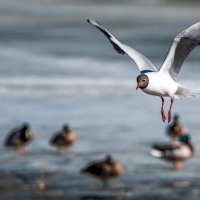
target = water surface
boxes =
[0,1,200,199]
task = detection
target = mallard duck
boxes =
[4,123,32,152]
[150,134,194,169]
[166,114,186,140]
[49,124,76,152]
[81,155,123,185]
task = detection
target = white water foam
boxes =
[0,76,135,97]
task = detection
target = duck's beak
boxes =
[188,140,194,147]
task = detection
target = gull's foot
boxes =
[161,110,166,123]
[168,111,172,123]
[168,98,174,123]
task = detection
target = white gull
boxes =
[87,19,200,123]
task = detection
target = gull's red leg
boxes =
[168,98,174,123]
[161,97,166,122]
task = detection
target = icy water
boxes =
[1,0,200,199]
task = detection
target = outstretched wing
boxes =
[87,19,157,73]
[160,22,200,80]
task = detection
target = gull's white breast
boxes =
[141,72,178,97]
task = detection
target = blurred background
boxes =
[0,0,200,199]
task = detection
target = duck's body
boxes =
[88,19,200,123]
[50,124,76,152]
[81,155,123,184]
[4,123,32,152]
[152,142,193,160]
[50,131,76,147]
[151,134,194,169]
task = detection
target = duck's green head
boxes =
[179,134,191,144]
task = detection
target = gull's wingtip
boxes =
[87,19,95,25]
[87,19,100,27]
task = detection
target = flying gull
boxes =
[87,19,200,123]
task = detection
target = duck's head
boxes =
[179,134,194,152]
[172,114,180,127]
[136,74,149,90]
[173,114,179,123]
[63,124,71,133]
[179,134,193,145]
[20,123,32,141]
[105,154,114,163]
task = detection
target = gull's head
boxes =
[136,74,149,90]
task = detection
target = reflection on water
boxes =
[1,146,200,199]
[1,163,200,200]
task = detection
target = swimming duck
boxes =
[166,114,186,140]
[4,123,32,152]
[81,155,123,185]
[150,134,194,169]
[49,124,76,152]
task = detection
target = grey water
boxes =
[0,0,200,199]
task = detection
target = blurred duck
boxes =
[4,123,32,153]
[151,134,194,170]
[49,124,76,153]
[166,114,186,140]
[81,155,123,185]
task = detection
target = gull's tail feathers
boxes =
[174,84,200,99]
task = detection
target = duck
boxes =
[81,155,123,185]
[166,114,186,140]
[49,124,76,152]
[4,123,32,153]
[150,134,194,170]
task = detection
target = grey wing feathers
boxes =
[160,22,200,80]
[87,19,157,73]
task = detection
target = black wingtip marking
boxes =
[87,19,111,39]
[87,19,125,55]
